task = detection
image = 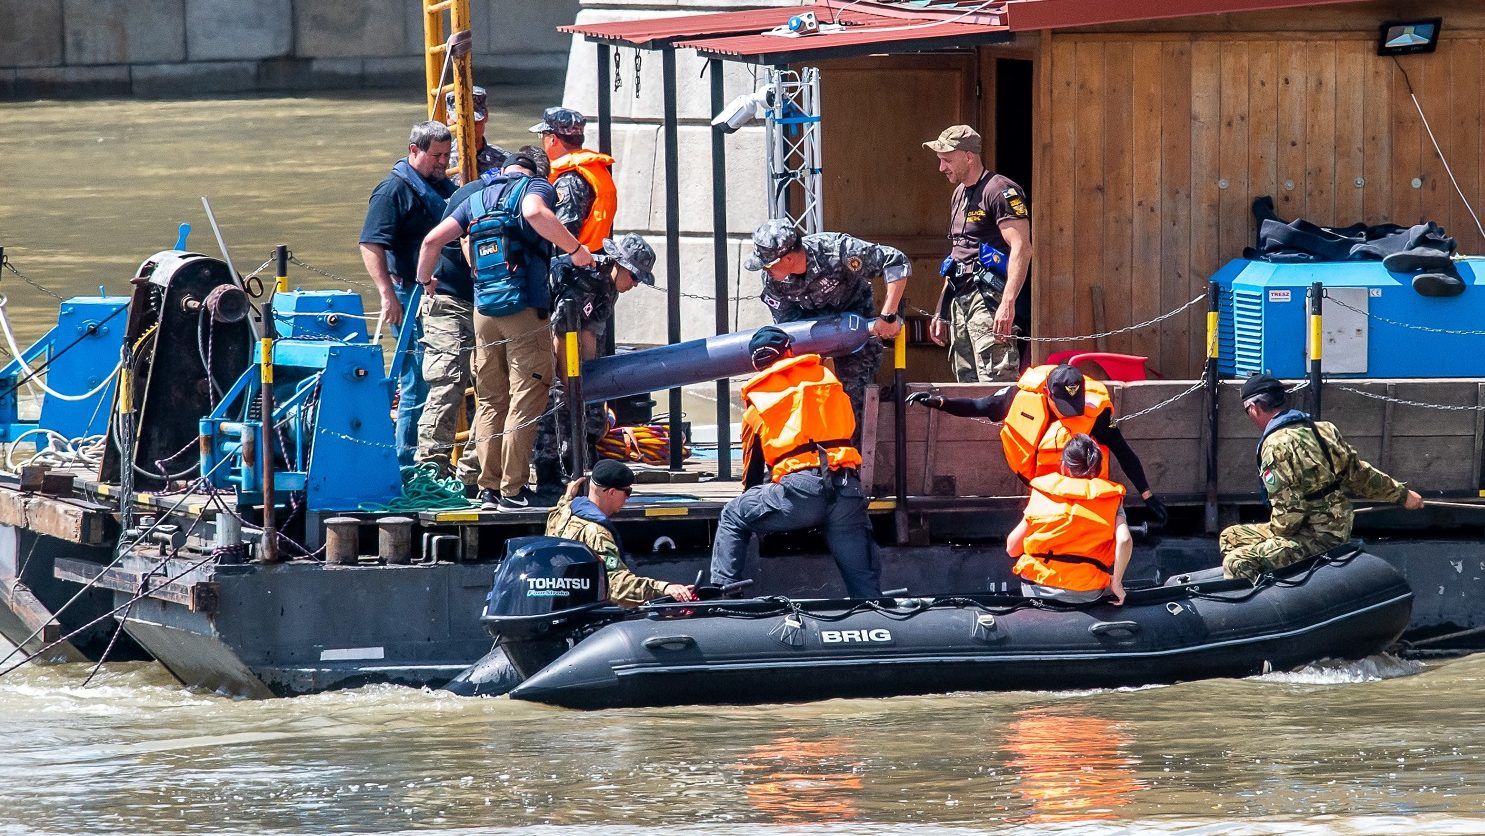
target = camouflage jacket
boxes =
[1258,412,1409,540]
[762,232,910,322]
[545,495,670,608]
[450,140,509,186]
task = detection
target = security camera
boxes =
[711,86,776,134]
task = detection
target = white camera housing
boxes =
[711,86,776,133]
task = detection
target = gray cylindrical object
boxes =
[580,314,871,404]
[324,517,360,566]
[216,512,243,549]
[378,516,415,565]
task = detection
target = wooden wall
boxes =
[1038,2,1485,378]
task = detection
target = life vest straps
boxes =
[1027,552,1114,571]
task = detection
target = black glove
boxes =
[1144,494,1169,529]
[905,392,941,409]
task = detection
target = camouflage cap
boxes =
[444,85,487,123]
[744,219,802,271]
[528,106,587,137]
[923,124,982,154]
[602,233,656,286]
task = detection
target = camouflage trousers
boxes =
[533,380,609,489]
[414,294,479,483]
[833,337,882,444]
[1218,523,1344,581]
[948,287,1019,383]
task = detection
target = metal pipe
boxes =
[662,47,683,472]
[709,58,732,481]
[1204,281,1220,534]
[1309,281,1323,418]
[259,299,278,564]
[597,43,613,156]
[892,328,909,546]
[274,244,288,296]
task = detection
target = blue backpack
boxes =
[466,176,532,317]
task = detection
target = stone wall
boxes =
[0,0,579,99]
[563,0,791,349]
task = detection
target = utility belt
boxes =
[946,262,1007,303]
[772,439,858,489]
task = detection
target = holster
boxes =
[947,263,1006,308]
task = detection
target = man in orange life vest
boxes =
[1006,434,1134,604]
[530,107,617,251]
[907,363,1168,527]
[709,326,882,599]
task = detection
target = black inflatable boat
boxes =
[446,537,1413,710]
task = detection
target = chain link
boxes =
[321,401,561,454]
[908,293,1207,344]
[1332,383,1485,412]
[242,258,275,281]
[0,256,66,301]
[1111,372,1208,426]
[640,283,753,303]
[1325,292,1485,337]
[288,254,378,291]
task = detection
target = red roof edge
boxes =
[1003,0,1365,31]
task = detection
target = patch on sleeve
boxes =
[1261,467,1284,491]
[763,293,781,310]
[845,255,863,272]
[1004,187,1029,217]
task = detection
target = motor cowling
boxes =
[482,536,611,679]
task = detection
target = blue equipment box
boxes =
[1215,258,1483,378]
[271,290,369,343]
[0,296,129,442]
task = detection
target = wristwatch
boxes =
[879,312,899,324]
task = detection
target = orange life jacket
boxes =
[741,353,862,483]
[1014,473,1126,593]
[1000,364,1112,483]
[549,149,618,251]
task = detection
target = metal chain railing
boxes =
[1333,384,1485,412]
[1111,370,1208,426]
[640,283,754,303]
[907,292,1207,345]
[288,254,378,291]
[1325,292,1485,337]
[0,254,66,301]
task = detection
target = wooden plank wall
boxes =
[1037,6,1485,378]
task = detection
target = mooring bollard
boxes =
[378,516,415,565]
[324,517,360,566]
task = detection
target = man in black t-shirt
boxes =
[358,120,470,466]
[924,125,1032,383]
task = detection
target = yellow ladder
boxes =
[423,0,478,185]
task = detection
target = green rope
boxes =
[359,463,474,513]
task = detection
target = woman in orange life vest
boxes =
[1006,434,1134,604]
[907,363,1168,528]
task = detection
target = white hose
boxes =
[0,296,121,402]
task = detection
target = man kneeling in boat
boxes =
[709,326,883,599]
[1222,374,1423,581]
[1006,435,1134,604]
[547,459,697,607]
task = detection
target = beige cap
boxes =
[923,124,982,154]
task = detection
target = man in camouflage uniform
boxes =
[534,233,657,494]
[1220,374,1424,580]
[745,219,912,432]
[445,86,509,185]
[546,460,696,607]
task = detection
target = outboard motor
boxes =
[482,536,612,679]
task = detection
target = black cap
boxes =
[590,459,635,490]
[1241,373,1287,406]
[748,325,794,370]
[1046,364,1086,418]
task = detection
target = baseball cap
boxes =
[590,459,635,490]
[744,219,801,272]
[923,124,982,154]
[528,106,587,137]
[444,85,488,123]
[1241,373,1287,406]
[748,325,794,370]
[1046,364,1087,418]
[503,145,550,179]
[602,234,656,286]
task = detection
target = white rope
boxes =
[0,296,121,402]
[1413,92,1485,241]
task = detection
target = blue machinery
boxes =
[0,295,130,443]
[199,289,402,511]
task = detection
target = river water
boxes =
[4,94,1485,834]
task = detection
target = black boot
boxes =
[1413,272,1467,298]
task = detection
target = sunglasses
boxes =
[608,485,633,497]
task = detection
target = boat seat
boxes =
[1042,350,1151,381]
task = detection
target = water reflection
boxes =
[733,735,864,823]
[1002,706,1141,823]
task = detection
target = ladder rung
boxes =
[426,0,455,12]
[427,44,447,57]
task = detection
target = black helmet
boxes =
[1241,373,1287,406]
[748,325,794,370]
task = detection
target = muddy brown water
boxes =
[3,94,1485,835]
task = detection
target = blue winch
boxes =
[0,295,129,443]
[199,290,401,511]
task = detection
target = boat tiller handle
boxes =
[643,635,697,652]
[1089,621,1141,640]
